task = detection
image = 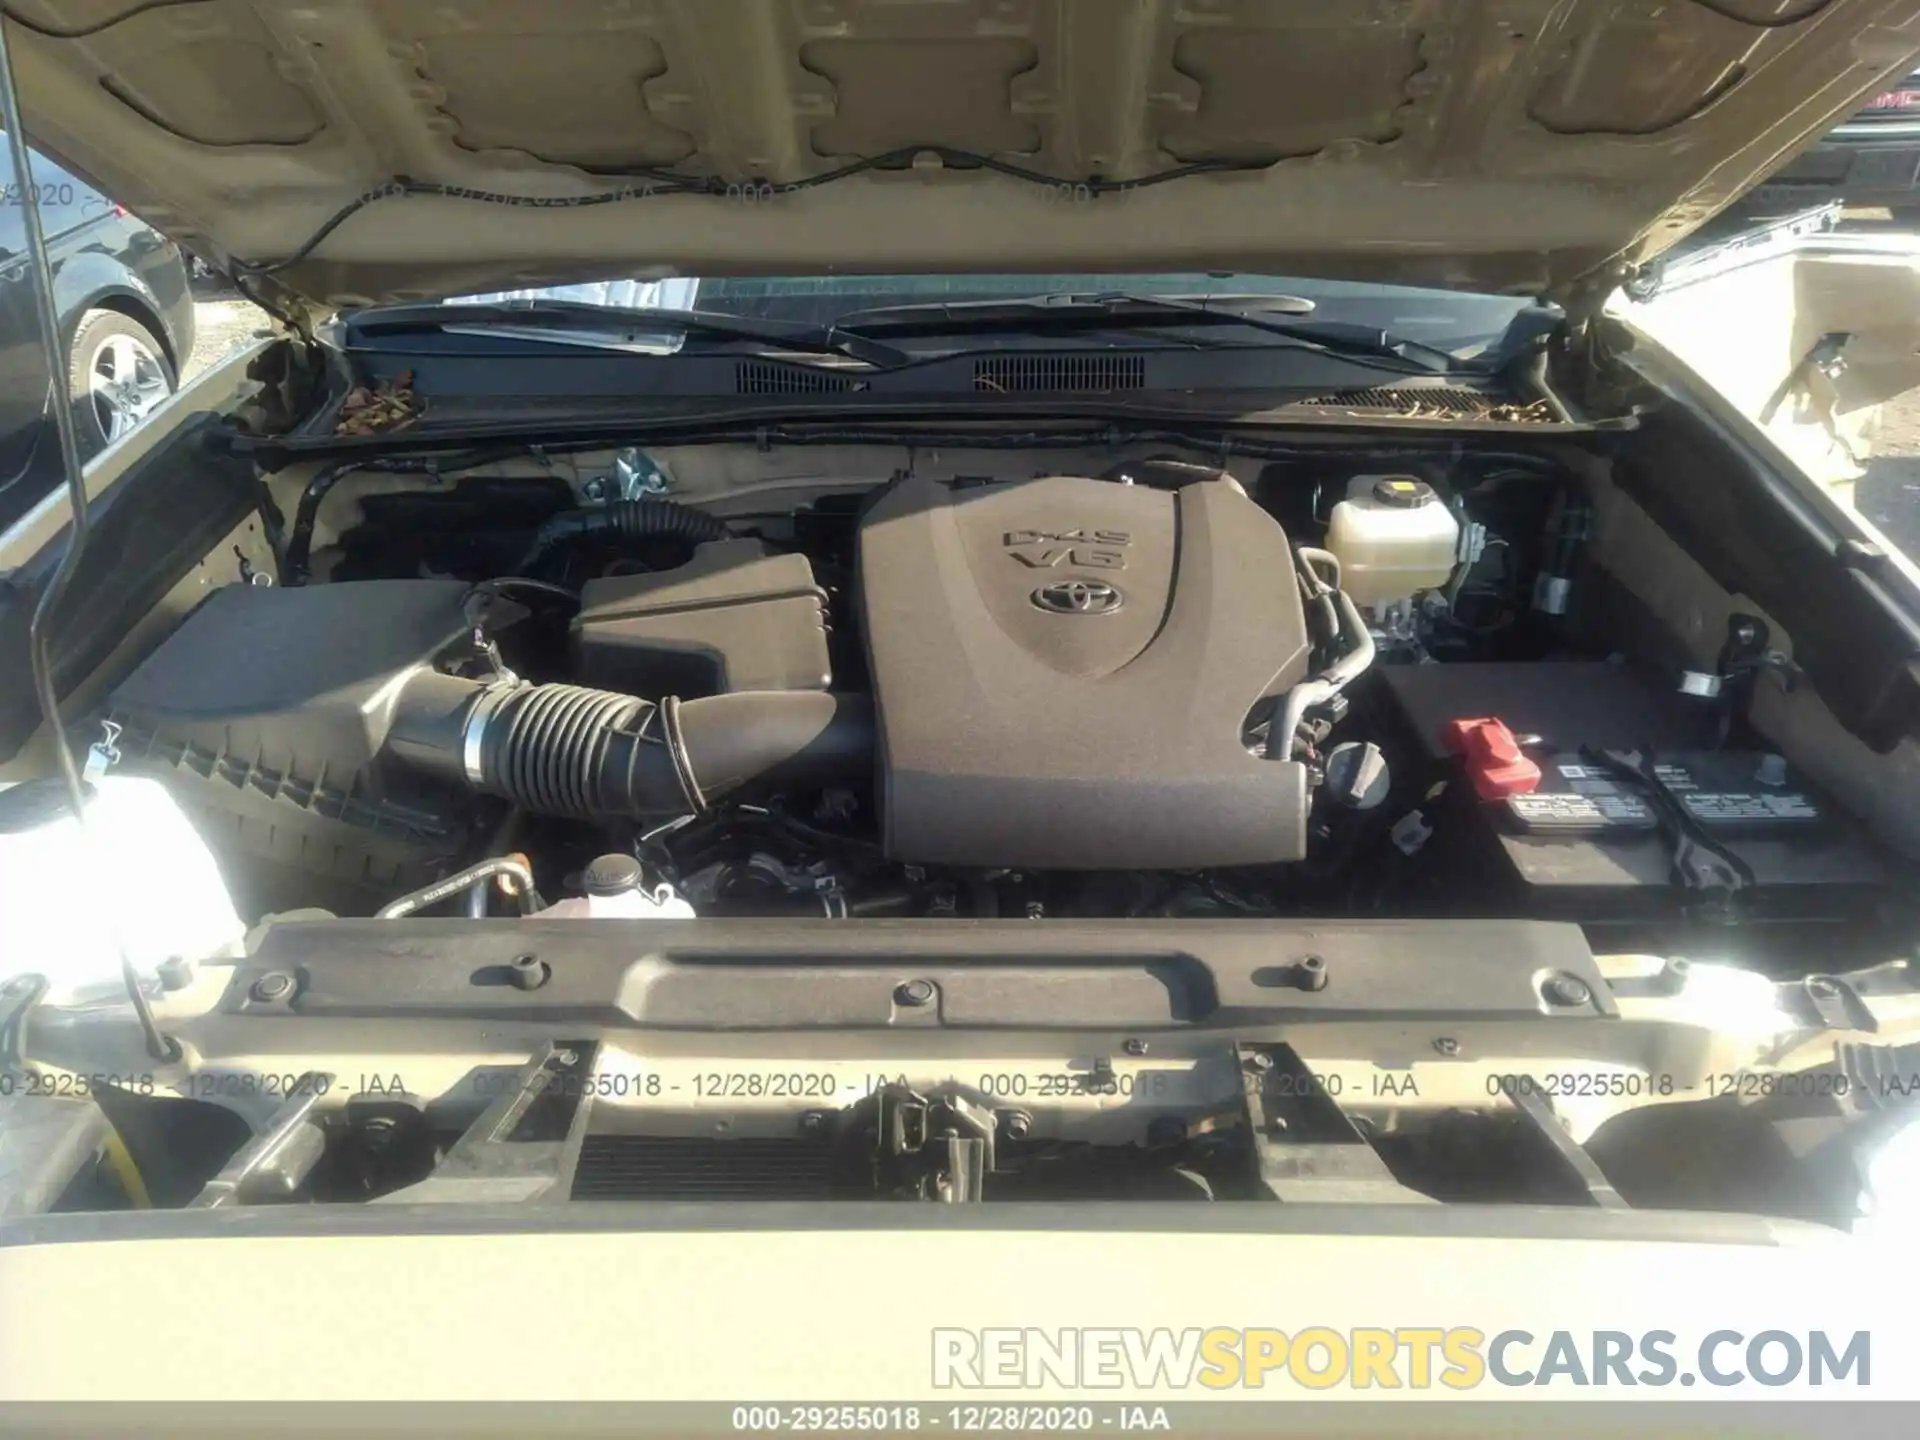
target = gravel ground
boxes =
[1855,396,1920,557]
[183,292,270,381]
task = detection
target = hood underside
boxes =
[11,0,1920,310]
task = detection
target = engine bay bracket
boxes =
[374,1041,599,1205]
[1236,1042,1433,1205]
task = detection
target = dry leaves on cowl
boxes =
[335,370,423,435]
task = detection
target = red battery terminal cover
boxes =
[1442,717,1542,801]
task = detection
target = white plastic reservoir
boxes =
[537,888,698,920]
[1324,474,1461,608]
[536,851,697,919]
[0,775,244,1004]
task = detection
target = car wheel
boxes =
[68,310,177,458]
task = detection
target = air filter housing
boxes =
[104,581,479,912]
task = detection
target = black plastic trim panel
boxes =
[226,918,1609,1029]
[0,415,259,761]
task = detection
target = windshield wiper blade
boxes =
[826,291,1456,372]
[348,299,914,368]
[834,291,1316,321]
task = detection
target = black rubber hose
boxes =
[673,692,875,799]
[487,683,653,818]
[281,447,556,585]
[389,674,872,820]
[516,499,731,572]
[281,464,354,584]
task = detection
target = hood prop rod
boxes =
[0,18,179,1064]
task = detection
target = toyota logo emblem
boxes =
[1031,579,1123,615]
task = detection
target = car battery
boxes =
[1372,662,1886,925]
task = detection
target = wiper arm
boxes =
[348,299,914,368]
[829,291,1455,373]
[833,291,1318,322]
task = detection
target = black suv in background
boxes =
[1748,67,1920,216]
[0,136,194,532]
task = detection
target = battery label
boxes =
[1654,755,1822,830]
[1681,791,1820,825]
[1505,761,1658,833]
[1507,789,1656,832]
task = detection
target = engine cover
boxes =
[857,473,1313,868]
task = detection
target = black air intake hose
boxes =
[389,673,872,819]
[517,499,731,572]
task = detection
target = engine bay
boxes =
[97,437,1899,959]
[7,430,1911,1219]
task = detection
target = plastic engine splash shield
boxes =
[857,473,1312,868]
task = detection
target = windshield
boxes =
[452,273,1534,361]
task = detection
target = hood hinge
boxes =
[232,268,320,350]
[215,264,332,434]
[1563,256,1638,328]
[1550,256,1638,377]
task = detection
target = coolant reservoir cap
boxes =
[582,852,645,896]
[1370,477,1437,509]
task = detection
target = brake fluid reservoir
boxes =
[1324,474,1461,608]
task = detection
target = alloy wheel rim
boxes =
[86,331,171,443]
